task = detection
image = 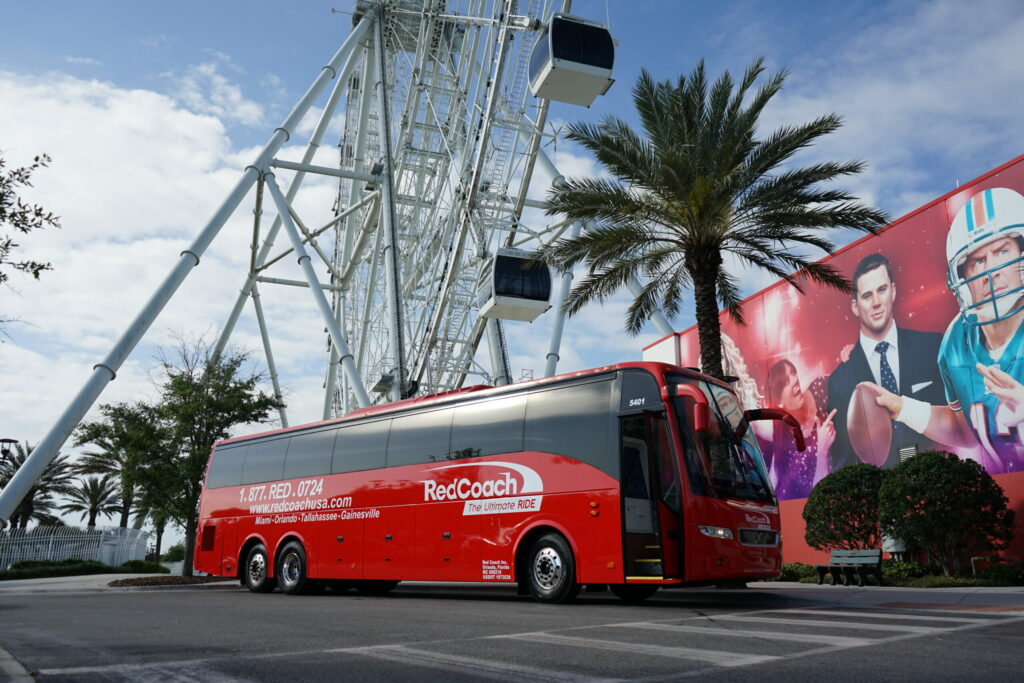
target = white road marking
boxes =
[494,632,778,667]
[771,608,992,623]
[614,621,877,648]
[710,615,943,634]
[346,644,619,682]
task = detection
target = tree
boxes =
[1,153,61,286]
[540,60,888,378]
[879,451,1015,576]
[803,463,887,550]
[60,475,121,528]
[156,339,282,575]
[74,401,164,528]
[0,441,77,529]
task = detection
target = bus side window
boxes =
[525,380,615,477]
[283,428,337,479]
[240,438,289,485]
[450,395,526,460]
[331,419,390,474]
[386,408,454,467]
[205,444,247,489]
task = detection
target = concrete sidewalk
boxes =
[0,573,236,594]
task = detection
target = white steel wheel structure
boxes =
[0,0,677,523]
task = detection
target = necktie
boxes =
[876,341,898,394]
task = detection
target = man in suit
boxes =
[826,253,945,471]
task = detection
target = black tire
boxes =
[276,541,314,595]
[609,583,659,603]
[526,533,579,604]
[354,580,399,595]
[242,543,274,593]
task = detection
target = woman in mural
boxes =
[763,359,836,499]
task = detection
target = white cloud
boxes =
[164,60,265,127]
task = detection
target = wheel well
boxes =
[514,525,569,586]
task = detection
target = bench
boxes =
[816,549,883,587]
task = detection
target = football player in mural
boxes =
[827,253,946,470]
[870,187,1024,473]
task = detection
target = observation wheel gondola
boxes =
[528,14,615,106]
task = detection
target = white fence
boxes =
[0,526,150,569]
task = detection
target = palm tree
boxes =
[0,441,77,529]
[61,475,121,528]
[540,59,889,378]
[74,401,158,528]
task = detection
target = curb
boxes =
[0,645,32,683]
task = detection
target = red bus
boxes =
[194,362,800,603]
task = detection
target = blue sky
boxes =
[2,1,1024,531]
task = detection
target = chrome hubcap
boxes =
[248,552,266,584]
[533,547,562,590]
[282,552,300,586]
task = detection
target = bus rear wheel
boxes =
[609,583,659,603]
[243,543,274,593]
[527,533,580,604]
[276,541,315,595]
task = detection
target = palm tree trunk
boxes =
[687,253,725,379]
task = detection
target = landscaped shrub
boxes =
[977,562,1024,586]
[161,542,185,562]
[804,463,887,550]
[879,451,1015,576]
[120,560,170,574]
[779,562,817,582]
[882,560,939,580]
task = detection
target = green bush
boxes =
[161,542,185,562]
[977,562,1024,586]
[120,560,170,574]
[882,560,939,580]
[804,464,887,550]
[879,451,1015,576]
[779,562,817,582]
[0,558,170,581]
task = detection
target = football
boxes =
[847,382,893,466]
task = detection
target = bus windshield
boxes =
[671,378,774,504]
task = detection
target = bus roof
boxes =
[213,360,716,449]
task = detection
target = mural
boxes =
[660,156,1024,500]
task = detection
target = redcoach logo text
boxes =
[419,461,543,504]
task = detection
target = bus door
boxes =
[619,411,681,580]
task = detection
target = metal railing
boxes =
[0,526,150,569]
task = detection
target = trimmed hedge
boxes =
[0,559,170,581]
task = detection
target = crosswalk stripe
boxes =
[770,609,990,623]
[614,621,877,648]
[711,615,941,634]
[342,645,611,682]
[495,632,778,667]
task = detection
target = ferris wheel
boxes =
[1,0,659,519]
[211,0,627,423]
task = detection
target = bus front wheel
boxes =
[527,533,580,604]
[276,541,315,595]
[243,544,274,593]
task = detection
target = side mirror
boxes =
[742,408,806,451]
[661,383,712,433]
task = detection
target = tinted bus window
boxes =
[386,408,454,467]
[525,379,615,477]
[283,428,336,479]
[241,438,288,484]
[619,369,661,412]
[450,394,526,459]
[205,444,246,489]
[332,419,390,474]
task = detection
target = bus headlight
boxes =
[699,525,734,540]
